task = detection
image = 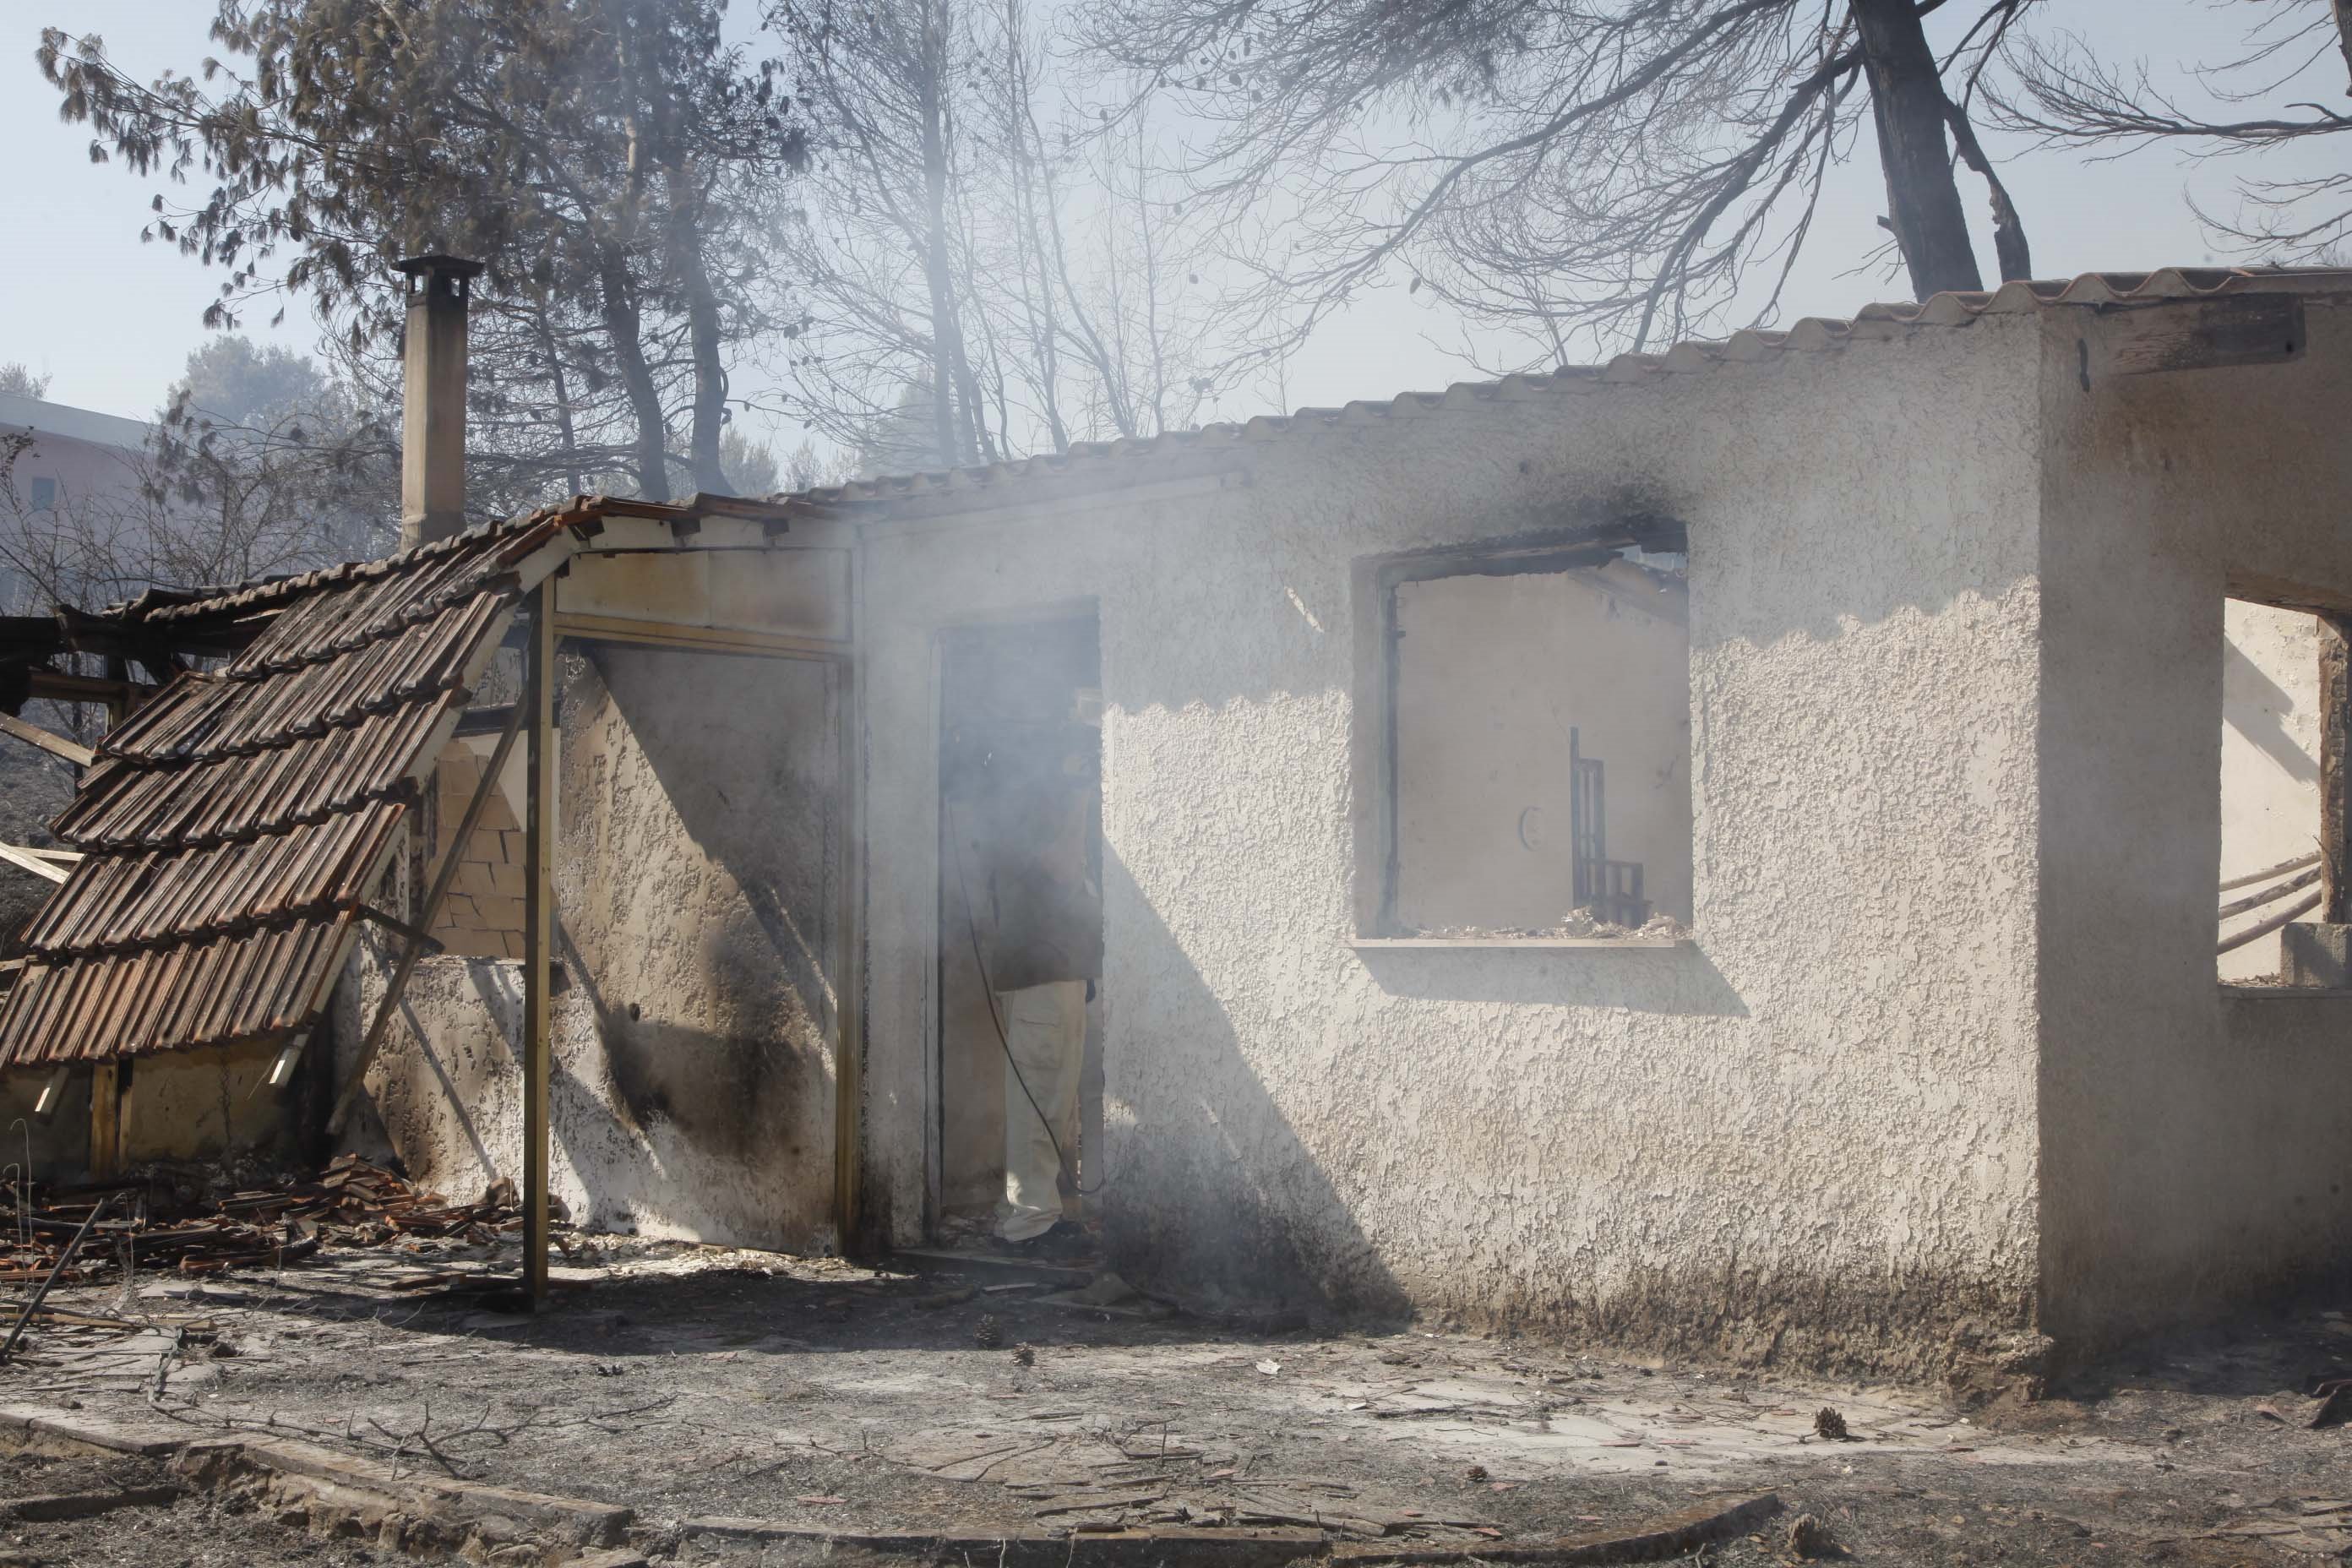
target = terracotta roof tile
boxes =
[0,524,538,1067]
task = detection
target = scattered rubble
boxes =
[1,1153,533,1291]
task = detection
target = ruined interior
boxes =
[1386,547,1693,935]
[2216,596,2327,980]
[934,614,1103,1239]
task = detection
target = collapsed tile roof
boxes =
[0,516,576,1069]
[0,491,803,1069]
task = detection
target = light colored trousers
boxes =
[998,979,1086,1241]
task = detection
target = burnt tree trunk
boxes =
[673,202,730,494]
[1850,0,1984,299]
[597,248,672,502]
[917,0,972,470]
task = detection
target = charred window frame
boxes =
[1353,517,1691,944]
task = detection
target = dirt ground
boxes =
[3,1237,2348,1566]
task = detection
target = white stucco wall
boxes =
[860,317,2050,1375]
[2217,601,2324,979]
[2035,297,2352,1352]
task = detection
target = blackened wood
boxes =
[1850,0,1984,299]
[0,1190,111,1365]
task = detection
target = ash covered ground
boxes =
[3,1236,2347,1565]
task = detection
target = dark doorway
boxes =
[935,613,1104,1244]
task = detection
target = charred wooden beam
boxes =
[356,904,444,955]
[24,670,160,711]
[0,608,254,667]
[455,703,519,738]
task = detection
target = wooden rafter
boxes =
[0,712,95,768]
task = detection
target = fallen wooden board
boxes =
[1331,1494,1783,1565]
[1035,1290,1177,1321]
[0,712,94,768]
[0,842,69,885]
[680,1517,1330,1567]
[892,1248,1095,1287]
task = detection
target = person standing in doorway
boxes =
[969,748,1101,1255]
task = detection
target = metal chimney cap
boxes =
[393,253,487,280]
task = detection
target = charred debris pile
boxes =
[1,1152,529,1288]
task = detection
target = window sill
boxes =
[1352,936,1692,950]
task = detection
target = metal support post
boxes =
[2322,614,2350,925]
[521,580,555,1305]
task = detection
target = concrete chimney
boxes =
[395,254,486,549]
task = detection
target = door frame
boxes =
[554,526,865,1254]
[924,599,1102,1243]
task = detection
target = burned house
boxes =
[3,265,2349,1374]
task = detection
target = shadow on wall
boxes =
[2221,631,2318,786]
[1097,848,1409,1321]
[420,957,510,1178]
[343,948,521,1205]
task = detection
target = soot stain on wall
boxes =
[564,643,839,1193]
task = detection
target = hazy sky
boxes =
[4,1,2341,448]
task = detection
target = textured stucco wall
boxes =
[2035,298,2352,1352]
[861,317,2050,1373]
[341,645,844,1249]
[2216,602,2324,979]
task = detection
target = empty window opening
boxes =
[1380,544,1692,939]
[936,615,1103,1246]
[2217,598,2339,982]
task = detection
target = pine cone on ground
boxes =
[1012,1343,1036,1368]
[1787,1512,1836,1558]
[974,1314,1004,1348]
[1812,1406,1848,1441]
